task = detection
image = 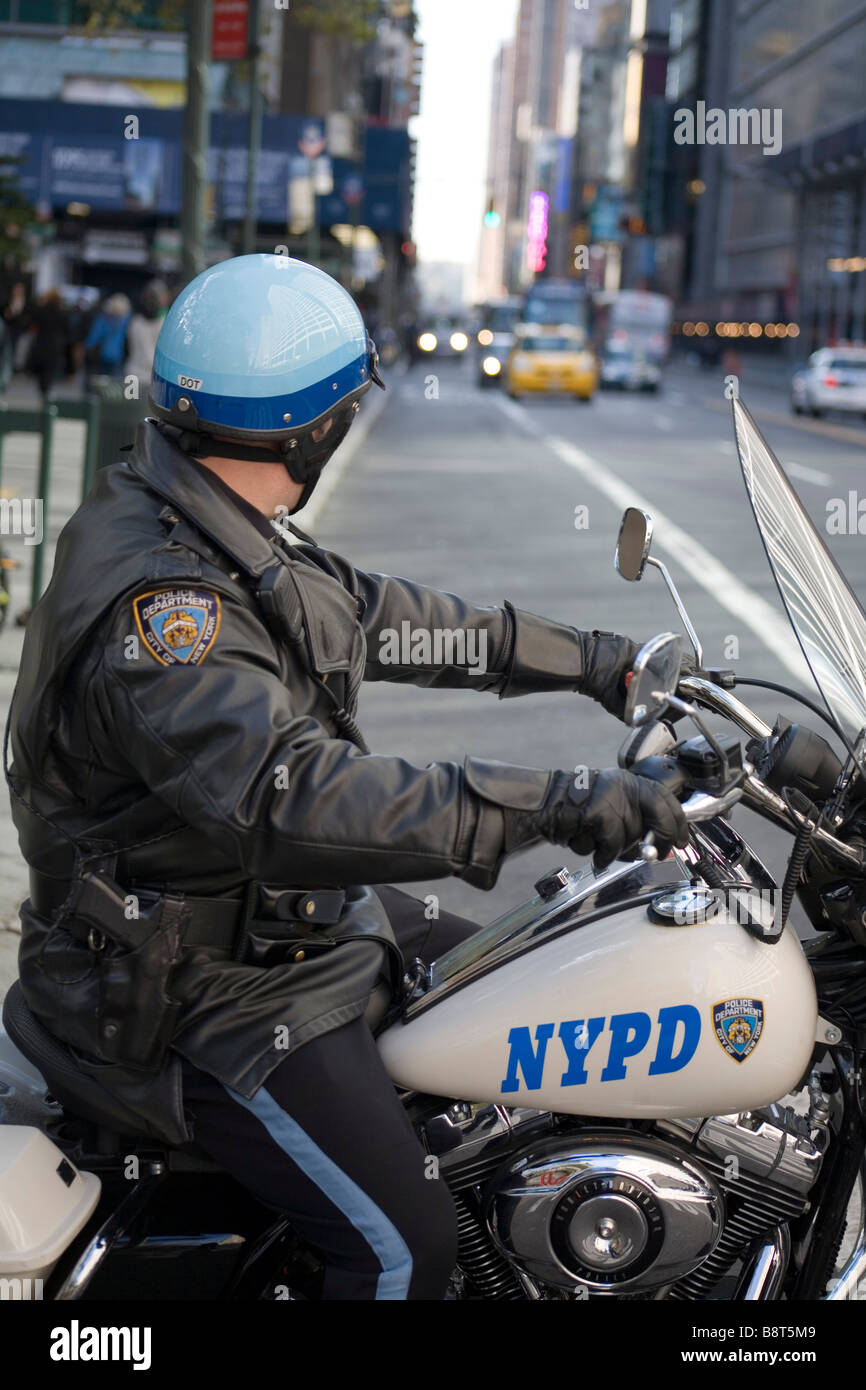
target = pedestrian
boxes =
[23,288,70,399]
[2,280,30,361]
[8,253,689,1301]
[0,317,13,397]
[66,289,97,383]
[84,292,132,387]
[124,279,168,393]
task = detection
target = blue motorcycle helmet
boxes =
[148,253,385,511]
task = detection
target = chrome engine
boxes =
[487,1134,722,1293]
[421,1099,826,1299]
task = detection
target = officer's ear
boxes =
[310,417,335,444]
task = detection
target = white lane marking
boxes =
[786,462,832,486]
[496,396,537,433]
[652,414,674,431]
[491,395,809,679]
[546,433,810,679]
[299,361,403,530]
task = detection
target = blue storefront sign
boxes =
[589,184,623,243]
[0,99,410,233]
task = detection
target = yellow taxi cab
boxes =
[505,325,598,401]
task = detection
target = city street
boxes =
[5,0,866,1323]
[314,353,866,931]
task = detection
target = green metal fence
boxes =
[0,386,144,610]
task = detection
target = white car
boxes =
[791,348,866,418]
[600,342,661,392]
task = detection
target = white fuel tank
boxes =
[378,884,818,1119]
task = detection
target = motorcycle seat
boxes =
[3,975,394,1161]
[2,980,179,1147]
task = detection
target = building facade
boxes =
[0,0,418,328]
[672,0,866,353]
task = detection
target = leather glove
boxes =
[499,607,695,720]
[502,767,690,872]
[580,631,699,722]
[577,630,641,721]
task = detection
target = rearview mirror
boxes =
[624,632,682,727]
[615,508,653,582]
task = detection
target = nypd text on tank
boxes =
[501,1006,701,1093]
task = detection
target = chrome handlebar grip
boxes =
[678,675,773,740]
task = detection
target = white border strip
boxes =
[295,359,408,533]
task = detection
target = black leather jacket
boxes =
[9,419,605,1142]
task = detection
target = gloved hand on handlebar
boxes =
[502,767,690,872]
[497,606,698,722]
[576,631,697,723]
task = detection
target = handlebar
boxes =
[678,675,773,740]
[630,677,866,871]
[742,766,866,870]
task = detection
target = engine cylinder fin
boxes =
[669,1155,807,1300]
[445,1152,514,1193]
[453,1193,524,1300]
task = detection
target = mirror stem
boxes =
[665,693,735,780]
[646,556,704,666]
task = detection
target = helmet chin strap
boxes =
[284,413,355,514]
[162,426,281,467]
[157,401,357,515]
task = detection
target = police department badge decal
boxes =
[133,588,221,666]
[712,997,764,1063]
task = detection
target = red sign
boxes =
[212,0,249,61]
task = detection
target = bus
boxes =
[521,279,592,338]
[593,290,673,362]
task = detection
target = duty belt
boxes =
[29,870,243,951]
[28,871,347,951]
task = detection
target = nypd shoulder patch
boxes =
[133,588,222,667]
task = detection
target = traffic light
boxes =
[484,198,501,229]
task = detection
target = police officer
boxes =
[8,255,688,1301]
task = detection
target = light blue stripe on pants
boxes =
[224,1083,414,1300]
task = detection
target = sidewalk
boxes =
[673,349,801,391]
[0,408,89,995]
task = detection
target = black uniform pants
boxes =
[181,886,479,1301]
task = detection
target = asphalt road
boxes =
[312,353,866,932]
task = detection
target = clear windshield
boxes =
[733,396,866,757]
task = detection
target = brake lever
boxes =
[639,784,745,862]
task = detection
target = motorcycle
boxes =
[3,397,866,1302]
